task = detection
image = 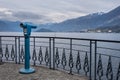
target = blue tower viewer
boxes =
[19,23,37,74]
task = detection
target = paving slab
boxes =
[0,63,88,80]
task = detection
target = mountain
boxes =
[91,6,120,33]
[0,20,22,32]
[0,6,120,32]
[0,20,38,32]
[99,6,120,26]
[37,6,120,32]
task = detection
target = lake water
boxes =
[0,32,120,41]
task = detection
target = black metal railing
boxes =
[0,35,120,80]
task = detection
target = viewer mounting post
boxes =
[19,23,37,74]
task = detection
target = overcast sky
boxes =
[0,0,120,24]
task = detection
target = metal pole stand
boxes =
[19,23,36,74]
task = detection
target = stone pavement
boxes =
[0,63,88,80]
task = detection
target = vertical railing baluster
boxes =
[45,47,49,66]
[0,37,3,64]
[20,45,24,62]
[76,51,81,74]
[32,48,37,66]
[106,56,113,80]
[11,45,15,61]
[116,62,120,80]
[94,41,97,80]
[89,40,92,80]
[5,44,9,61]
[61,48,67,69]
[15,37,17,64]
[0,37,1,49]
[32,37,37,66]
[38,46,43,64]
[55,48,60,68]
[97,54,103,80]
[69,39,74,74]
[18,37,20,64]
[83,52,89,76]
[53,38,55,69]
[49,38,51,69]
[0,45,3,64]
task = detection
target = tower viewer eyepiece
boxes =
[20,23,24,27]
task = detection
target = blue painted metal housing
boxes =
[19,23,37,74]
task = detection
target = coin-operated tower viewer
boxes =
[19,23,37,74]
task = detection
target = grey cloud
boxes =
[0,9,53,23]
[12,11,46,20]
[12,11,55,24]
[0,12,6,16]
[0,9,13,20]
[0,0,120,23]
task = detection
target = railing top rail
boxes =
[0,35,120,43]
